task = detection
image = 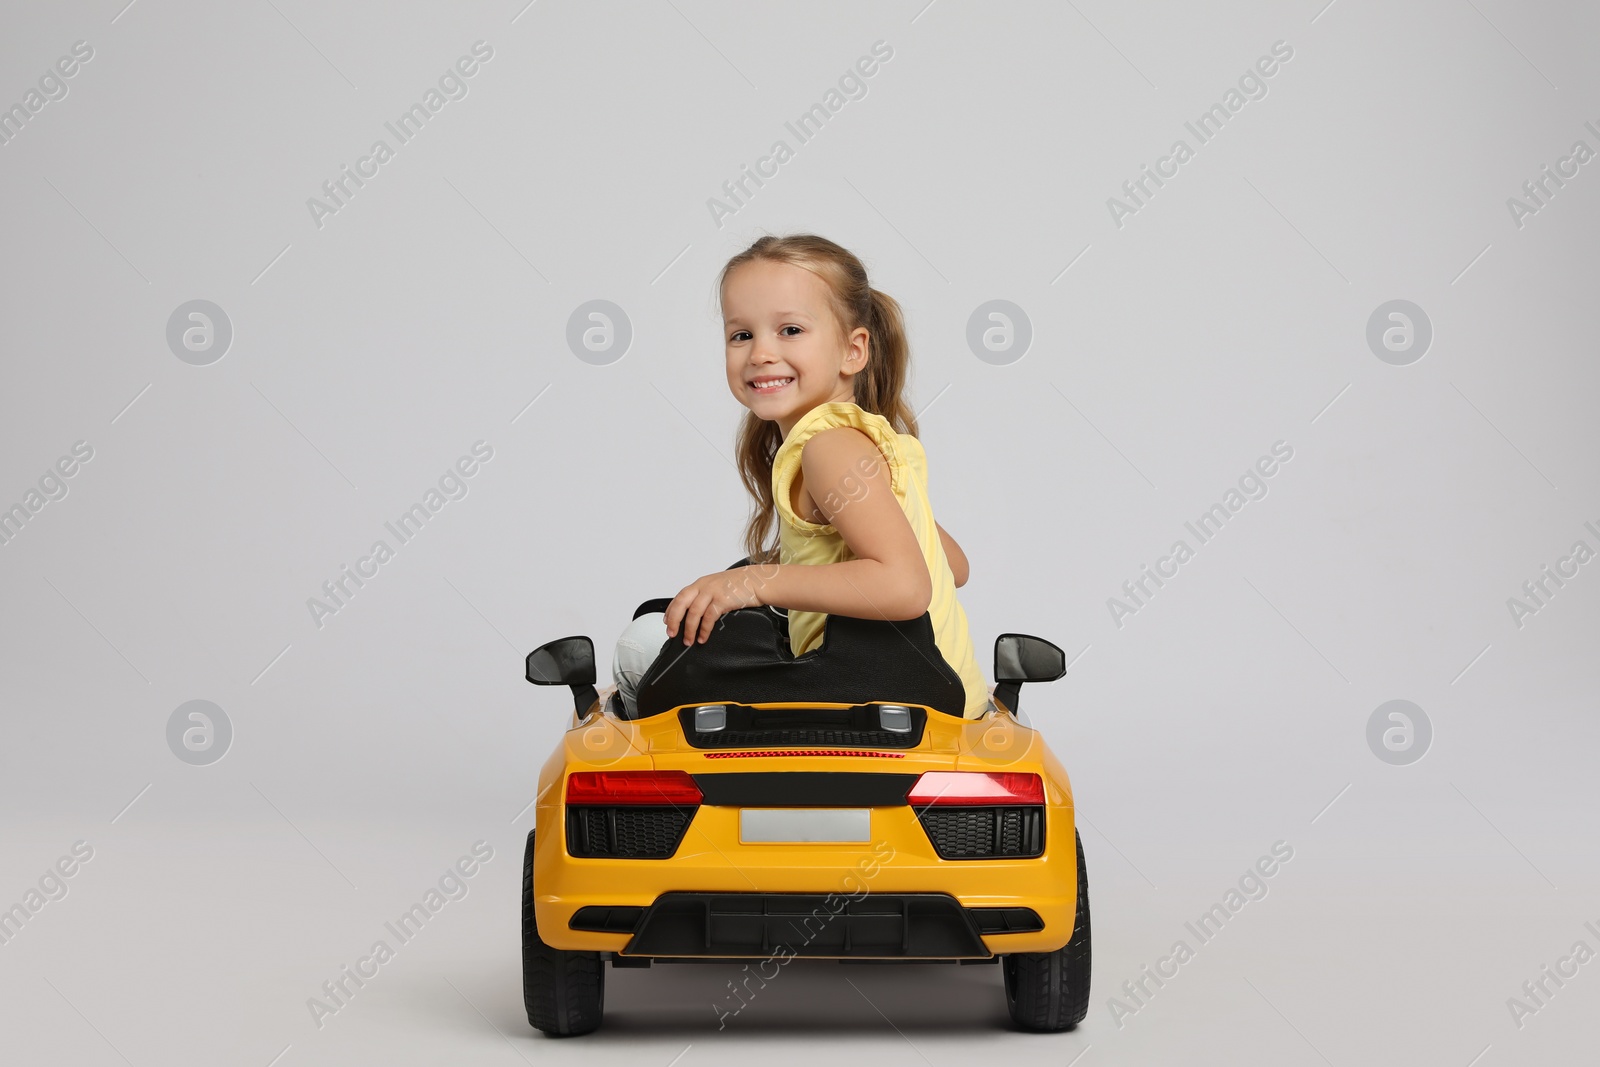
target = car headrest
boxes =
[631,606,967,719]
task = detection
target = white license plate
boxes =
[740,808,870,843]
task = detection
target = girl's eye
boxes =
[728,327,800,341]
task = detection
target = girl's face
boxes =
[723,259,869,440]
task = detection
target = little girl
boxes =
[612,233,991,718]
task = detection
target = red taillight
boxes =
[907,771,1044,806]
[565,770,703,805]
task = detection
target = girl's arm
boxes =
[755,426,931,619]
[664,427,931,645]
[937,522,969,588]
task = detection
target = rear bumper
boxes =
[587,892,1042,959]
[533,803,1078,956]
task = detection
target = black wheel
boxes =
[522,828,605,1035]
[1003,827,1091,1032]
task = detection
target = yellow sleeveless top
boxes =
[771,401,990,718]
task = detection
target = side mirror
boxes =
[526,636,599,716]
[992,633,1066,717]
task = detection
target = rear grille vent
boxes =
[679,703,926,749]
[695,727,919,748]
[917,806,1044,859]
[566,805,694,859]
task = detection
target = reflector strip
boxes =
[703,749,907,759]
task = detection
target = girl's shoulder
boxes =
[772,402,912,532]
[780,400,878,437]
[776,402,909,476]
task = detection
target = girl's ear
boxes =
[847,327,870,368]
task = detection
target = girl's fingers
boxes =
[665,588,694,638]
[689,595,717,645]
[664,584,732,644]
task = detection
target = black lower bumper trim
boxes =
[620,892,993,958]
[569,905,647,933]
[968,906,1045,934]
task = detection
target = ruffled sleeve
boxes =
[771,401,909,537]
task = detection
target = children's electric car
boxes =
[521,558,1089,1035]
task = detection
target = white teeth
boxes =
[752,377,793,391]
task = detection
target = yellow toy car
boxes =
[521,560,1089,1035]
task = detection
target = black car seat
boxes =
[624,558,968,720]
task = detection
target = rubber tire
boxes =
[522,828,605,1035]
[1002,827,1091,1032]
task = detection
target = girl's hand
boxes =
[664,569,767,646]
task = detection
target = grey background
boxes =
[2,0,1597,1063]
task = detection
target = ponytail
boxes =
[852,287,919,437]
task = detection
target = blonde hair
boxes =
[719,234,919,565]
